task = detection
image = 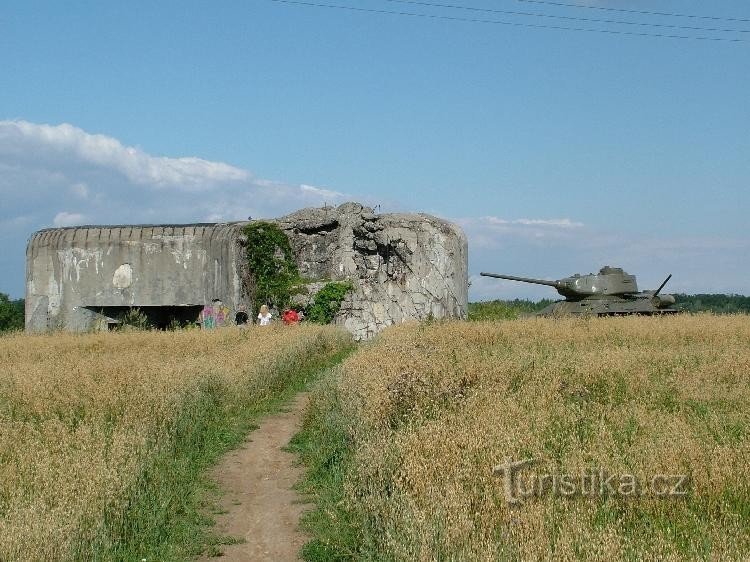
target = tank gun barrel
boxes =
[480,272,561,289]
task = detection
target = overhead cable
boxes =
[514,0,750,24]
[383,0,750,34]
[267,0,748,42]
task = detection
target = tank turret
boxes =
[480,266,680,317]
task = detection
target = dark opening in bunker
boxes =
[84,305,204,330]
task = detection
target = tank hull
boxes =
[536,297,681,317]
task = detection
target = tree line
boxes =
[673,294,750,314]
[468,294,750,320]
[0,293,24,333]
[3,292,750,332]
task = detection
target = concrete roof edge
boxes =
[31,222,248,234]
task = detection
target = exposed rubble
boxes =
[276,202,468,340]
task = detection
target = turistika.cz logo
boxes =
[493,458,690,505]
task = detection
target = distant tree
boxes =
[468,299,554,320]
[0,293,25,333]
[674,294,750,314]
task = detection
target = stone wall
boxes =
[276,202,468,340]
[25,203,468,338]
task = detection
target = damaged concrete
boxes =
[275,202,468,340]
[25,203,468,339]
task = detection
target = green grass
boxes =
[85,339,356,561]
[287,372,361,562]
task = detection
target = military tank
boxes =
[480,266,680,316]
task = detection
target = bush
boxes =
[306,281,353,324]
[118,308,151,331]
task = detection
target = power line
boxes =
[514,0,750,24]
[383,0,750,35]
[267,0,748,42]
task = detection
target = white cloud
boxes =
[0,119,356,297]
[0,120,350,226]
[0,120,250,190]
[456,215,586,250]
[472,216,583,228]
[511,218,583,228]
[53,212,87,227]
[300,183,346,200]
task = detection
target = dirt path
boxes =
[205,394,311,561]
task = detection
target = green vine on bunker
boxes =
[242,222,354,323]
[242,221,301,312]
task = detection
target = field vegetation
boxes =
[0,325,352,561]
[295,315,750,561]
[468,299,553,320]
[468,294,750,320]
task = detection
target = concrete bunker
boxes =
[25,203,468,339]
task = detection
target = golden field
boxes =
[311,315,750,561]
[0,325,351,561]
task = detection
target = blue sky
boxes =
[1,0,749,300]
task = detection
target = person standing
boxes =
[282,308,299,325]
[235,304,249,327]
[257,304,272,326]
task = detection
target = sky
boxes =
[1,0,748,301]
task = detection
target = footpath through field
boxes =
[205,393,311,561]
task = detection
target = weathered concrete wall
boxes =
[276,202,468,340]
[25,224,247,331]
[26,203,468,338]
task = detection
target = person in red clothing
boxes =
[282,308,299,325]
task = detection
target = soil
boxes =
[204,394,311,561]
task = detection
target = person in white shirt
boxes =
[257,304,272,326]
